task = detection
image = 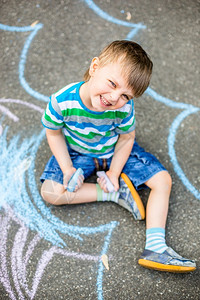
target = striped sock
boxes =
[145,227,168,254]
[96,184,119,203]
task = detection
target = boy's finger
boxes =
[97,178,106,192]
[72,175,85,191]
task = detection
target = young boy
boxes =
[40,40,196,272]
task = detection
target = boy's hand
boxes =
[97,170,119,193]
[63,167,84,192]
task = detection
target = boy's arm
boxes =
[45,128,77,187]
[106,130,135,191]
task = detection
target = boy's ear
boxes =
[89,57,100,76]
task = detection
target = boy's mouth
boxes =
[100,95,112,106]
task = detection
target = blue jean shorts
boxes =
[40,141,166,190]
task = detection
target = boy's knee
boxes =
[159,171,172,191]
[40,180,77,205]
[146,170,172,192]
[40,183,53,204]
[40,180,62,205]
[164,171,172,185]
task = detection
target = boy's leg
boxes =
[41,174,145,220]
[138,170,196,272]
[41,147,145,217]
[96,173,145,220]
[41,179,97,205]
[145,170,171,229]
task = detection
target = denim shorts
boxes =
[40,141,166,190]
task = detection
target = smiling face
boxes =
[80,57,134,112]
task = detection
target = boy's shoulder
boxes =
[53,81,83,103]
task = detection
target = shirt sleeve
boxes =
[115,100,136,134]
[41,94,64,130]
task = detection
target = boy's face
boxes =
[87,57,134,112]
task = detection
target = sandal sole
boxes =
[121,173,145,220]
[138,258,196,273]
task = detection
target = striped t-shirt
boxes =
[42,81,136,158]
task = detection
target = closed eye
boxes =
[109,80,116,88]
[122,94,130,101]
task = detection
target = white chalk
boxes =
[97,171,115,193]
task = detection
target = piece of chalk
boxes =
[67,168,84,192]
[101,254,109,270]
[96,171,115,193]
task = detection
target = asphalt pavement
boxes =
[0,0,199,299]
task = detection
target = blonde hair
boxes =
[83,40,153,98]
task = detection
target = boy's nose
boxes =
[109,92,120,102]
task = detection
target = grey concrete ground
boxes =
[0,0,199,299]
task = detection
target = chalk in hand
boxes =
[67,168,84,192]
[96,171,115,192]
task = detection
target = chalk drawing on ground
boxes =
[0,0,199,299]
[0,98,118,299]
[0,207,116,300]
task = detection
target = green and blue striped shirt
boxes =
[42,81,135,158]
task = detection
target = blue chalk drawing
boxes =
[97,225,115,300]
[0,23,49,102]
[0,121,118,299]
[0,0,199,299]
[0,97,118,300]
[168,108,199,200]
[83,0,146,40]
[146,88,200,200]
